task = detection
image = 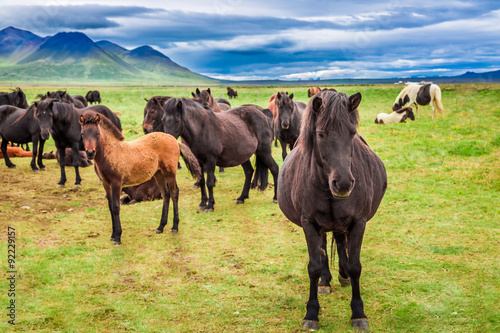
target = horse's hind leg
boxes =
[166,172,180,232]
[334,232,350,287]
[55,144,67,187]
[198,166,208,210]
[204,160,217,213]
[70,145,82,187]
[256,150,279,203]
[235,160,254,204]
[318,233,333,294]
[154,171,171,233]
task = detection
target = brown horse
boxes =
[308,87,321,97]
[192,88,230,112]
[0,145,32,158]
[278,90,387,330]
[79,111,202,245]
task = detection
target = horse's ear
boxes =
[79,115,85,125]
[285,91,288,95]
[312,96,322,114]
[207,87,211,95]
[94,114,100,124]
[176,100,184,114]
[277,92,282,100]
[144,98,149,102]
[289,93,294,100]
[348,93,362,112]
[196,88,200,95]
[191,92,195,98]
[34,101,38,108]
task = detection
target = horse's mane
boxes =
[81,111,124,141]
[11,104,35,125]
[298,90,359,152]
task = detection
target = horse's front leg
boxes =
[164,172,179,233]
[108,182,122,245]
[71,144,82,187]
[318,233,333,294]
[30,137,39,172]
[235,160,254,204]
[55,144,67,188]
[204,159,217,213]
[301,216,323,331]
[154,172,171,233]
[347,219,369,329]
[198,164,208,210]
[1,140,16,169]
[37,138,47,171]
[280,139,288,161]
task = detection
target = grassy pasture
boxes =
[0,83,499,332]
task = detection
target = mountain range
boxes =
[0,26,214,84]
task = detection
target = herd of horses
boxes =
[0,83,443,330]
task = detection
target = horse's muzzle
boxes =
[143,124,153,134]
[41,131,50,140]
[281,122,290,130]
[330,177,355,200]
[86,150,95,159]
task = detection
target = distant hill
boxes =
[0,26,215,84]
[454,70,500,80]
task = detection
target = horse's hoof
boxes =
[302,320,319,331]
[272,199,278,204]
[204,208,214,213]
[40,167,48,171]
[155,229,163,234]
[338,274,350,287]
[234,200,245,205]
[113,241,121,246]
[318,286,331,295]
[56,184,65,188]
[351,318,369,330]
[74,184,81,190]
[33,169,40,173]
[192,184,200,189]
[8,165,17,169]
[110,237,115,242]
[219,170,225,174]
[171,229,178,234]
[198,205,207,211]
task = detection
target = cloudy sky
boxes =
[2,0,499,80]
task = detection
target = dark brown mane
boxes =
[299,90,359,151]
[81,111,124,141]
[12,104,35,125]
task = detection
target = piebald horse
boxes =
[393,84,444,118]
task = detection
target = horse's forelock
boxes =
[298,91,359,151]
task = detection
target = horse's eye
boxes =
[317,132,325,139]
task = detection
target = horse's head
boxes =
[304,91,361,199]
[396,107,415,122]
[193,88,216,108]
[34,100,55,140]
[276,92,295,130]
[79,112,101,159]
[162,98,185,139]
[143,97,168,134]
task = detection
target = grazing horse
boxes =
[0,105,47,171]
[393,84,444,118]
[79,111,201,245]
[227,87,238,99]
[277,90,387,330]
[308,87,321,97]
[274,92,306,160]
[161,98,279,212]
[86,90,101,104]
[0,88,29,108]
[375,107,415,124]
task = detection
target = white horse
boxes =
[393,84,444,118]
[375,107,415,124]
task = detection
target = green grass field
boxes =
[0,83,499,332]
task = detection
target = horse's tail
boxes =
[178,142,202,181]
[250,155,269,191]
[433,85,444,115]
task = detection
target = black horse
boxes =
[274,92,306,160]
[277,90,387,330]
[72,95,88,108]
[142,96,171,134]
[86,90,101,104]
[0,105,46,171]
[159,98,279,212]
[226,87,238,99]
[0,87,29,108]
[37,90,86,108]
[35,99,122,187]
